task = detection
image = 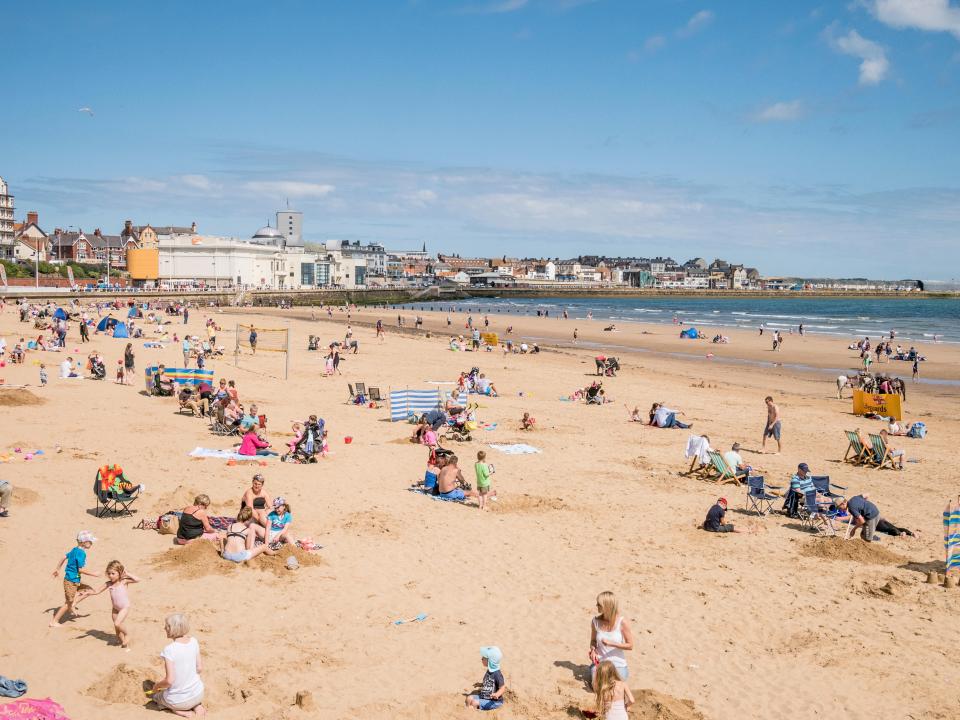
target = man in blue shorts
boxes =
[762,396,782,453]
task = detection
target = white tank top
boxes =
[594,616,627,669]
[605,700,628,720]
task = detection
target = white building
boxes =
[276,207,303,247]
[158,235,287,289]
[0,177,14,259]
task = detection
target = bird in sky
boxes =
[77,106,94,116]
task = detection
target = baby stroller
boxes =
[603,357,620,377]
[89,357,106,380]
[283,417,324,464]
[307,335,319,351]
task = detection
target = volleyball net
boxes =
[234,323,290,379]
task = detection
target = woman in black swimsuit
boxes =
[220,508,274,563]
[176,494,215,544]
[240,474,272,529]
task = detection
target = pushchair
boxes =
[603,357,620,377]
[89,358,106,380]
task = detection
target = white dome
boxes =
[253,225,282,239]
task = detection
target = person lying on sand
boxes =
[648,403,692,429]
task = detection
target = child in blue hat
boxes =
[465,646,506,711]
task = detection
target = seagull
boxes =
[78,107,94,116]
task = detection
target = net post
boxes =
[234,323,240,368]
[284,326,290,380]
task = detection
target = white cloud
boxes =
[753,100,805,122]
[180,174,214,191]
[243,181,335,198]
[677,9,714,38]
[644,35,667,53]
[869,0,960,39]
[827,28,890,85]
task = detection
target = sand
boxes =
[1,299,959,719]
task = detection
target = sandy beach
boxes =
[1,300,959,719]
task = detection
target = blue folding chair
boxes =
[799,490,839,536]
[745,475,780,516]
[812,475,846,503]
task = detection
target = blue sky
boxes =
[3,0,959,279]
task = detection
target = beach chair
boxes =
[798,490,838,536]
[811,475,846,503]
[355,382,367,397]
[706,451,741,486]
[209,404,239,437]
[93,477,141,518]
[745,475,780,516]
[368,387,383,403]
[347,383,357,402]
[868,433,896,470]
[843,431,870,465]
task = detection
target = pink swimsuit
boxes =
[108,582,130,611]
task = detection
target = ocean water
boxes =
[407,296,960,344]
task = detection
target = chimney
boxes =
[191,221,197,233]
[124,219,132,231]
[94,228,102,238]
[27,211,38,225]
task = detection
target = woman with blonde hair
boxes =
[594,660,634,719]
[149,613,206,716]
[176,495,217,545]
[589,591,633,687]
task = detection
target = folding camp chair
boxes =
[868,433,896,470]
[209,404,239,437]
[843,431,870,465]
[93,477,141,518]
[812,475,846,503]
[745,475,780,516]
[706,451,742,486]
[368,387,383,403]
[355,382,367,397]
[798,490,838,536]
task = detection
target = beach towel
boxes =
[488,443,540,455]
[0,676,26,698]
[208,515,236,532]
[945,503,960,574]
[685,435,711,465]
[188,447,274,462]
[407,487,464,503]
[0,698,70,719]
[143,342,164,349]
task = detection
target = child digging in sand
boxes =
[76,560,140,649]
[50,531,99,627]
[465,646,506,711]
[594,660,634,720]
[520,412,536,430]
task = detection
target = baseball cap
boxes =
[797,463,810,472]
[717,497,728,506]
[273,496,287,509]
[77,530,97,544]
[480,646,502,672]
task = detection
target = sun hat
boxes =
[273,496,287,509]
[480,646,502,672]
[77,530,97,544]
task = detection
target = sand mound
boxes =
[629,689,707,720]
[490,494,568,514]
[340,510,395,536]
[13,486,40,504]
[152,539,324,579]
[0,389,44,407]
[151,484,234,517]
[801,538,906,565]
[84,663,153,705]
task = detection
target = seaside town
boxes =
[1,176,922,294]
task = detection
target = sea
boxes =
[407,296,960,345]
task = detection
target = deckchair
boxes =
[347,383,357,402]
[868,433,896,470]
[706,451,741,486]
[355,382,367,397]
[93,476,141,518]
[811,475,846,503]
[368,387,383,403]
[843,431,870,465]
[745,475,780,516]
[798,490,838,536]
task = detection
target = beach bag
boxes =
[908,422,926,439]
[157,513,178,535]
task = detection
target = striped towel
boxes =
[945,506,960,573]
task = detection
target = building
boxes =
[50,229,95,263]
[276,207,303,247]
[13,211,48,262]
[0,177,14,259]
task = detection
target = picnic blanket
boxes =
[945,503,960,573]
[188,447,273,462]
[408,487,465,503]
[0,698,70,719]
[488,443,540,455]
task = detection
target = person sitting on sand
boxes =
[219,507,275,563]
[520,412,536,431]
[465,646,506,711]
[589,591,633,686]
[237,424,278,457]
[153,365,174,396]
[648,403,692,429]
[878,429,906,469]
[176,495,217,545]
[240,474,272,530]
[603,324,617,332]
[436,455,478,502]
[887,419,913,436]
[703,497,741,533]
[628,406,643,422]
[266,497,296,546]
[446,390,466,415]
[594,659,634,720]
[148,613,206,717]
[59,356,80,379]
[475,373,498,397]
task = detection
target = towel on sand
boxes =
[0,698,69,719]
[488,443,540,455]
[408,487,464,503]
[188,447,273,462]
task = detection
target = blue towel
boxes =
[0,675,27,698]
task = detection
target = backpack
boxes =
[907,422,926,439]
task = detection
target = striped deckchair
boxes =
[843,431,870,465]
[868,433,896,471]
[707,451,741,486]
[944,502,960,575]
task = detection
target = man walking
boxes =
[761,396,781,454]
